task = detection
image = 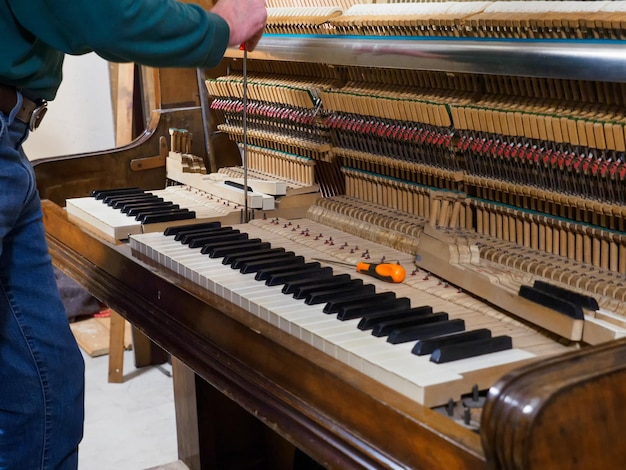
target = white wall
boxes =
[24,53,115,160]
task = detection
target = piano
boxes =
[38,1,626,468]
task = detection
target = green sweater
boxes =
[1,0,230,101]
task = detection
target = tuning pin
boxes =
[446,398,455,417]
[463,384,486,409]
[463,407,471,426]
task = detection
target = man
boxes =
[0,0,266,468]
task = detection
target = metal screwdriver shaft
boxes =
[241,44,249,222]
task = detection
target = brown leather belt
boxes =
[0,84,47,131]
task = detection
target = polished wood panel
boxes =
[482,337,626,469]
[35,107,203,205]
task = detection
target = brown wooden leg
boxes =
[107,310,126,383]
[172,357,296,470]
[195,376,268,469]
[172,358,202,470]
[132,325,168,367]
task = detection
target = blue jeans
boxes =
[0,93,84,469]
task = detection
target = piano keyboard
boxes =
[130,217,571,406]
[65,186,244,241]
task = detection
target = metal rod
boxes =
[242,47,249,222]
[226,35,626,84]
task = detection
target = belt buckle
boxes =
[29,100,48,131]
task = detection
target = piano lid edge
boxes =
[34,107,204,206]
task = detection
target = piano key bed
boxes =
[65,186,244,241]
[129,217,571,407]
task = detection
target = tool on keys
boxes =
[313,258,406,283]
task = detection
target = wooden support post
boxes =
[113,62,136,147]
[172,358,201,470]
[108,310,126,383]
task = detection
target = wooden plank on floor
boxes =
[95,314,133,349]
[70,314,132,357]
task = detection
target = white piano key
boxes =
[235,285,278,316]
[66,196,143,239]
[67,187,241,241]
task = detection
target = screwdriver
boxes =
[240,41,250,222]
[313,258,406,283]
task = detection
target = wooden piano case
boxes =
[37,33,626,470]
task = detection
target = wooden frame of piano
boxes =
[37,35,626,469]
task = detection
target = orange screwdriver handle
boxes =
[355,262,406,283]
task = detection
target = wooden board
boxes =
[70,314,132,357]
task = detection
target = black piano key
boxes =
[133,207,182,220]
[533,280,599,311]
[283,273,351,295]
[104,193,156,205]
[189,232,248,249]
[205,240,270,258]
[231,250,294,269]
[518,285,583,319]
[179,226,238,242]
[110,193,160,205]
[290,276,359,299]
[358,305,433,330]
[430,335,512,364]
[304,284,376,306]
[241,255,304,274]
[199,238,264,255]
[140,210,196,224]
[92,187,142,199]
[224,180,252,192]
[412,328,492,356]
[337,297,412,321]
[224,248,286,266]
[323,291,396,314]
[107,196,161,209]
[232,248,297,269]
[266,266,334,286]
[387,319,465,344]
[371,312,449,337]
[179,226,238,243]
[135,207,188,221]
[163,221,221,237]
[113,195,165,208]
[126,203,178,217]
[255,261,320,281]
[120,200,170,213]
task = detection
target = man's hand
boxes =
[211,0,267,51]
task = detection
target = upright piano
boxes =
[38,1,626,468]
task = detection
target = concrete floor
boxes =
[79,349,181,470]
